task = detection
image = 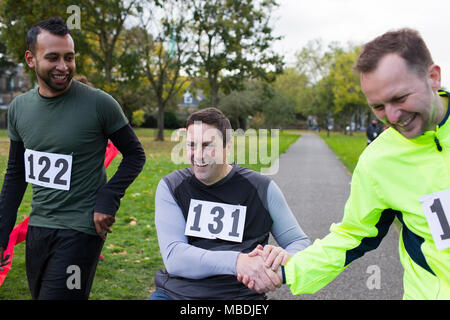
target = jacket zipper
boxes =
[434,125,443,152]
[434,136,443,151]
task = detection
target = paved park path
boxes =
[266,131,404,300]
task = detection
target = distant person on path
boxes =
[241,28,450,299]
[150,107,310,300]
[0,17,146,299]
[366,119,381,144]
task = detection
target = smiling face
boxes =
[361,53,445,139]
[186,122,232,185]
[25,30,75,97]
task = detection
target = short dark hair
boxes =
[26,17,72,53]
[186,108,233,145]
[355,28,433,76]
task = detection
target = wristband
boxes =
[281,265,286,284]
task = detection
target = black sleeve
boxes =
[0,140,28,248]
[94,124,146,216]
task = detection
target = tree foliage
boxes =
[292,39,368,133]
[0,41,16,77]
[125,0,194,140]
[189,0,284,108]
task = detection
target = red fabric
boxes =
[0,217,28,286]
[104,141,119,168]
[0,142,119,286]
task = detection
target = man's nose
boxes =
[193,144,204,160]
[56,58,69,71]
[385,104,401,124]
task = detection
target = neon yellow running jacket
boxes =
[284,91,450,299]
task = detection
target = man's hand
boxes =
[236,253,281,294]
[238,244,290,291]
[249,244,291,271]
[93,212,115,240]
[0,247,11,271]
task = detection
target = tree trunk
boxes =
[156,103,165,141]
[209,73,219,108]
[210,87,219,108]
[349,115,353,136]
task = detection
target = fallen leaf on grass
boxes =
[129,217,137,226]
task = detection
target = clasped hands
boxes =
[236,244,290,293]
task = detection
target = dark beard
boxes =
[35,62,73,93]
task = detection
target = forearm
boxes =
[283,227,353,293]
[283,238,311,255]
[95,124,146,215]
[0,140,27,247]
[267,181,311,255]
[163,241,239,279]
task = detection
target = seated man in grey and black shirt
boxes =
[150,107,310,300]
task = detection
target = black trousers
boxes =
[25,226,104,300]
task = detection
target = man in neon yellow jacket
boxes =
[240,28,450,299]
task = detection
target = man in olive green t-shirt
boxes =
[0,17,146,299]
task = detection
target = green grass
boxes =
[317,131,367,173]
[0,128,300,299]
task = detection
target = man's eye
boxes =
[395,95,408,103]
[372,104,384,111]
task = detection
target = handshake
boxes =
[236,244,291,294]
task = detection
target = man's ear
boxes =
[428,64,441,91]
[224,138,233,162]
[25,50,36,69]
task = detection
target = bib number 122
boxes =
[24,149,72,191]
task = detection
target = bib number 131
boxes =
[24,149,72,191]
[185,199,247,243]
[420,189,450,250]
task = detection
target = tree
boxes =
[189,0,283,108]
[219,78,295,129]
[218,90,254,129]
[272,67,308,114]
[127,0,193,140]
[328,45,366,135]
[293,41,367,134]
[0,41,16,77]
[261,90,296,129]
[295,39,329,85]
[79,0,146,87]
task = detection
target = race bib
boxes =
[184,199,247,243]
[420,189,450,250]
[24,149,72,191]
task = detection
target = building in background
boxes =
[176,88,204,124]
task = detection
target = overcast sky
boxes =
[271,0,450,88]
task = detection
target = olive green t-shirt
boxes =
[7,80,129,236]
